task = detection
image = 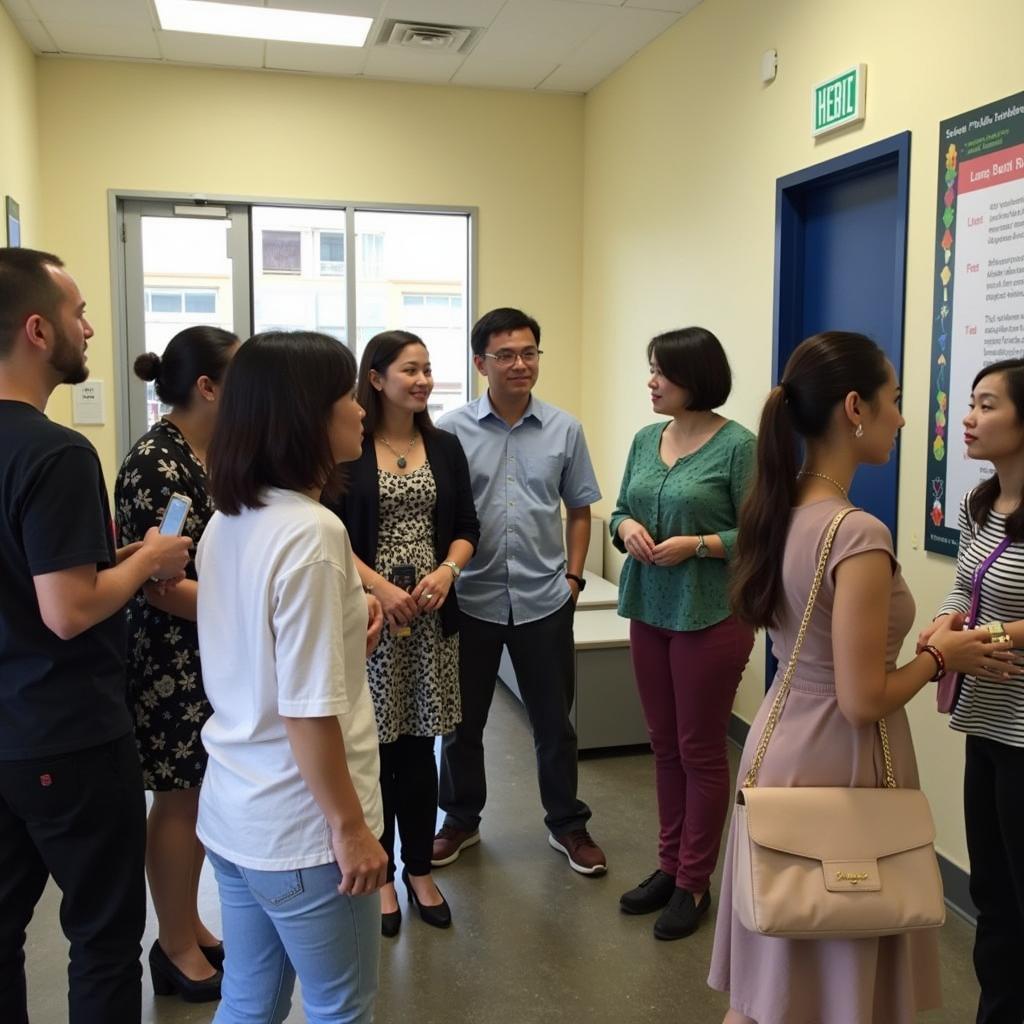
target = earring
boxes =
[855,424,864,438]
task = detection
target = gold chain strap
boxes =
[743,507,896,790]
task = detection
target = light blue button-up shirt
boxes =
[437,392,601,626]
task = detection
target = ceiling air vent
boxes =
[378,20,477,54]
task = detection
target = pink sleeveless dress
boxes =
[708,499,941,1023]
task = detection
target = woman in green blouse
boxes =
[610,327,755,941]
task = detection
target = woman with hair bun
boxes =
[115,325,238,1002]
[708,332,1014,1024]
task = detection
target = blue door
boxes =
[767,133,911,687]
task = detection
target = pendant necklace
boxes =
[379,433,418,469]
[798,470,848,500]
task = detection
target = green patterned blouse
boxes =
[609,419,755,632]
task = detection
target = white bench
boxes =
[496,517,649,752]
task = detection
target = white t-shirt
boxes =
[195,487,382,870]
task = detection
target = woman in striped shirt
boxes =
[922,357,1024,1024]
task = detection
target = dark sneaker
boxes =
[431,825,480,867]
[548,829,608,875]
[653,888,711,940]
[619,869,676,915]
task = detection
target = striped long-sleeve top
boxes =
[937,492,1024,747]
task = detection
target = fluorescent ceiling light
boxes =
[155,0,373,48]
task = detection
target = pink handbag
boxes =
[732,507,946,940]
[936,534,1011,714]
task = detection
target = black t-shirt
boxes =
[0,400,131,759]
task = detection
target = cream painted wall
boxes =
[35,58,584,482]
[581,0,1024,869]
[0,5,39,246]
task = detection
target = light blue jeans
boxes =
[205,849,380,1024]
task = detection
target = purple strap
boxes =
[965,536,1013,627]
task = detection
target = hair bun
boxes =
[133,351,161,382]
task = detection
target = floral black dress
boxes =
[114,419,214,790]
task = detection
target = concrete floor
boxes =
[25,684,980,1023]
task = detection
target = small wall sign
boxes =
[813,65,867,137]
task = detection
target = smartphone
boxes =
[389,564,417,637]
[159,492,192,537]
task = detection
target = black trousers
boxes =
[439,600,591,835]
[379,735,437,881]
[0,733,146,1024]
[965,734,1024,1024]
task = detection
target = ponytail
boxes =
[731,386,799,628]
[730,331,889,629]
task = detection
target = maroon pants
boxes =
[629,616,753,893]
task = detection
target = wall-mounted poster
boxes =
[925,90,1024,555]
[5,197,19,247]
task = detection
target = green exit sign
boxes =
[813,65,866,136]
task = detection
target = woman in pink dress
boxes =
[708,332,1016,1024]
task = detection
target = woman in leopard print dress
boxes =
[325,330,478,936]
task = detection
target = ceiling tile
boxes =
[157,29,265,66]
[264,38,368,74]
[380,0,506,28]
[361,44,464,83]
[623,0,701,13]
[45,21,161,58]
[452,55,560,90]
[539,4,677,91]
[455,0,611,77]
[555,0,625,6]
[29,0,153,27]
[13,17,58,51]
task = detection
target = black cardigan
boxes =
[325,428,480,637]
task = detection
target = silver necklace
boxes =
[798,470,849,500]
[379,433,418,469]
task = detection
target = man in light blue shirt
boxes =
[432,307,606,875]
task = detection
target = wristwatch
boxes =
[694,535,710,559]
[442,560,461,580]
[566,572,587,592]
[983,621,1011,645]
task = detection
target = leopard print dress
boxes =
[368,463,460,743]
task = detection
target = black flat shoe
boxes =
[381,906,402,938]
[149,941,223,1003]
[619,869,676,915]
[200,942,224,971]
[402,868,452,929]
[653,889,711,941]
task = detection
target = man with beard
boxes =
[0,248,191,1023]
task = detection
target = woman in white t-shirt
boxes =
[196,331,387,1024]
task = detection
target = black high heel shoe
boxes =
[402,867,452,929]
[200,942,225,971]
[149,941,223,1003]
[381,905,402,938]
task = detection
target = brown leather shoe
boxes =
[431,824,480,867]
[548,829,607,875]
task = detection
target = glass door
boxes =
[121,200,250,443]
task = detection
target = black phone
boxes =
[389,564,417,592]
[389,565,417,637]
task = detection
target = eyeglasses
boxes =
[483,348,543,368]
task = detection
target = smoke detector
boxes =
[378,20,477,53]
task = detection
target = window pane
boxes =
[252,207,347,342]
[149,291,182,313]
[262,230,301,273]
[320,232,344,263]
[355,211,469,419]
[184,290,216,314]
[140,216,234,429]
